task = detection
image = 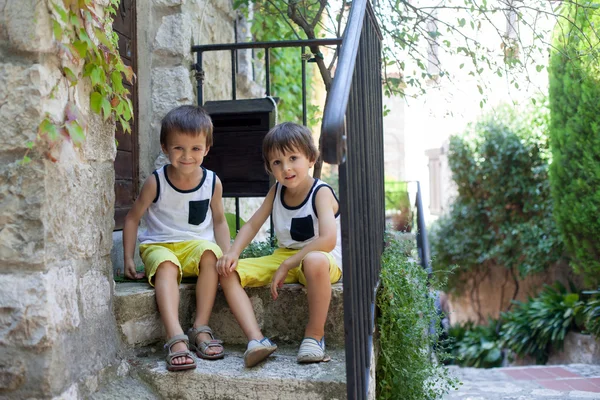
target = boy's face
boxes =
[162,131,209,174]
[267,147,315,189]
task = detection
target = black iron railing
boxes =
[321,0,384,398]
[415,181,432,274]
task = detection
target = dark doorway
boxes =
[112,0,138,230]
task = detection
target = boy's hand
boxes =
[124,259,145,280]
[216,253,238,277]
[271,259,294,300]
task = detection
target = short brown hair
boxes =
[160,105,213,147]
[262,122,319,173]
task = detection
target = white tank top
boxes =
[272,179,343,270]
[139,165,216,244]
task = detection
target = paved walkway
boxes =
[444,364,600,399]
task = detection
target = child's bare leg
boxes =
[302,252,332,340]
[192,250,222,355]
[154,261,192,366]
[219,272,263,341]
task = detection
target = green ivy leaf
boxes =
[65,120,85,145]
[63,67,78,85]
[90,91,103,114]
[101,97,112,120]
[39,119,60,141]
[52,20,63,40]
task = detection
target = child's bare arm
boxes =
[210,176,230,254]
[216,185,276,276]
[270,187,337,299]
[123,175,157,280]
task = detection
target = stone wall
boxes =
[448,261,582,325]
[0,1,119,398]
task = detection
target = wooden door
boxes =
[112,0,138,230]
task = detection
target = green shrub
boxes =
[377,233,457,399]
[239,240,276,259]
[430,104,563,293]
[450,319,504,368]
[583,288,600,338]
[548,4,600,287]
[501,282,584,364]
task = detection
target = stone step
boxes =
[114,282,345,349]
[128,344,347,400]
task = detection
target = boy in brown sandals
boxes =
[123,105,230,371]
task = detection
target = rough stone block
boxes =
[133,345,347,400]
[44,159,115,261]
[82,113,117,163]
[153,14,192,58]
[151,67,195,117]
[3,0,54,53]
[80,270,112,320]
[114,283,345,348]
[0,161,45,270]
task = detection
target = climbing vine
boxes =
[25,0,133,163]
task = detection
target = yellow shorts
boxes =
[236,247,342,288]
[139,240,223,286]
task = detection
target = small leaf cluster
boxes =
[239,240,276,259]
[548,3,600,287]
[429,102,564,293]
[377,233,458,399]
[29,0,134,162]
[501,282,584,364]
[582,287,600,338]
[446,282,587,367]
[444,319,504,368]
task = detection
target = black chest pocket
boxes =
[189,199,209,225]
[290,215,315,242]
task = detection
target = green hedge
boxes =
[548,4,600,287]
[430,104,563,292]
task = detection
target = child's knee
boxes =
[155,261,180,278]
[219,271,241,287]
[200,249,217,265]
[302,253,329,276]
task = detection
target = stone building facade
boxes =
[0,0,260,398]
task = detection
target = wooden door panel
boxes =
[112,0,137,230]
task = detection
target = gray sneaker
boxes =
[243,337,277,367]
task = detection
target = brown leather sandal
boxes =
[164,334,196,371]
[187,325,225,360]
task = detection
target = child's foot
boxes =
[164,334,196,371]
[297,337,326,363]
[187,325,225,360]
[243,337,277,367]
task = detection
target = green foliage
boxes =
[583,288,600,338]
[225,213,246,239]
[30,0,134,161]
[449,319,504,368]
[377,233,457,399]
[239,240,276,259]
[501,282,584,364]
[548,4,600,287]
[430,103,564,293]
[384,178,410,211]
[234,0,317,125]
[385,178,412,232]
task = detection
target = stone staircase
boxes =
[101,281,348,399]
